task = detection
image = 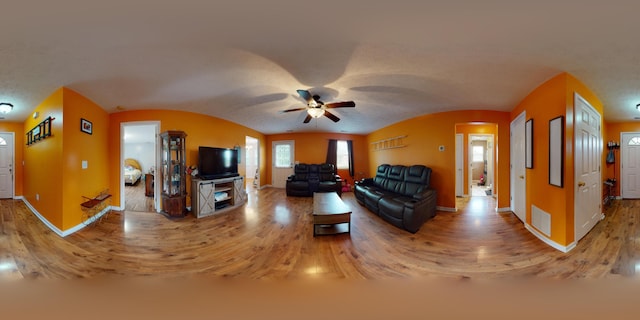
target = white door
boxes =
[455,134,464,197]
[0,133,14,199]
[272,140,294,188]
[621,133,640,199]
[574,93,602,242]
[510,113,526,222]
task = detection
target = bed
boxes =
[124,158,143,185]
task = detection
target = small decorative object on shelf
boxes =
[160,130,187,218]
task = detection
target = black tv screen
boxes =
[198,146,239,180]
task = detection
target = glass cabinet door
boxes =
[161,131,186,197]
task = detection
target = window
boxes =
[472,145,484,162]
[629,137,640,146]
[274,144,291,168]
[336,140,349,169]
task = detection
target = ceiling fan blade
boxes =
[324,101,355,109]
[303,114,313,123]
[281,107,307,113]
[296,89,314,104]
[323,110,341,122]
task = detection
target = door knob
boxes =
[519,175,524,179]
[578,181,586,187]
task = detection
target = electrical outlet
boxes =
[36,194,39,201]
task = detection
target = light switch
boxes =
[82,160,88,169]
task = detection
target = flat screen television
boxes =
[198,146,239,180]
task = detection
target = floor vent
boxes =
[531,205,551,237]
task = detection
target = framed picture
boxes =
[81,118,93,135]
[549,116,564,187]
[525,119,533,169]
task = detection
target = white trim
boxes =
[525,223,576,253]
[121,121,161,213]
[496,207,511,213]
[13,195,24,200]
[21,198,112,237]
[436,206,457,212]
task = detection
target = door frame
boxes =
[468,134,494,196]
[510,111,526,222]
[455,133,464,197]
[620,132,640,199]
[245,136,260,188]
[0,132,15,199]
[120,121,161,212]
[272,140,295,188]
[573,92,603,243]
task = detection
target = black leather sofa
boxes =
[354,164,437,233]
[286,163,342,197]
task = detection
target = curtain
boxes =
[326,139,337,171]
[347,140,354,178]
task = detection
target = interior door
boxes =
[455,134,464,197]
[574,93,602,242]
[272,140,294,188]
[621,133,640,199]
[510,113,526,222]
[0,133,14,199]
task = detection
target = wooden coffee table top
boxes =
[313,192,351,216]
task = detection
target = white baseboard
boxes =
[21,198,113,237]
[437,206,457,212]
[497,207,512,213]
[525,223,576,253]
[13,196,24,200]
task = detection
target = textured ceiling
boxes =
[2,1,640,134]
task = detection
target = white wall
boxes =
[124,142,155,174]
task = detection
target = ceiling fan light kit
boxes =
[307,108,325,118]
[282,89,356,124]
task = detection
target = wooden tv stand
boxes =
[191,176,246,218]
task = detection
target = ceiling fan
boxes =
[282,89,355,123]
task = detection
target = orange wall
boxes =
[0,122,25,196]
[265,133,369,185]
[23,88,65,229]
[21,88,110,231]
[109,110,266,209]
[456,123,498,196]
[60,88,110,230]
[367,110,511,210]
[510,72,604,246]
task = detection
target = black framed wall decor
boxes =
[526,119,533,169]
[549,116,564,187]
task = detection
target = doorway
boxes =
[469,134,494,197]
[510,112,526,223]
[121,122,160,212]
[272,140,294,188]
[0,132,14,199]
[245,136,259,189]
[620,132,640,198]
[574,93,603,242]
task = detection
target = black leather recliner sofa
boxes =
[354,164,437,233]
[286,163,342,197]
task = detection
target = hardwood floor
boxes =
[124,180,154,212]
[0,188,638,280]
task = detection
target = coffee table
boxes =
[312,192,352,236]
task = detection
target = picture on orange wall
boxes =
[81,118,92,135]
[549,116,564,187]
[526,119,533,169]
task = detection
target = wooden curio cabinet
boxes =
[160,130,187,217]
